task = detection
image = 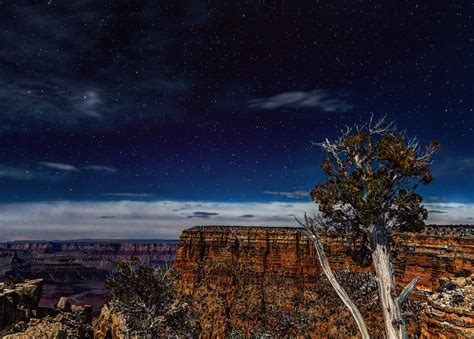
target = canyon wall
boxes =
[175,226,473,292]
[0,240,178,308]
[174,226,473,337]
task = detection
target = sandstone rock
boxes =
[0,287,93,338]
[3,317,71,339]
[456,277,467,288]
[421,275,474,338]
[14,279,43,301]
[175,226,473,295]
[174,226,473,337]
[55,296,71,312]
[92,303,126,339]
[0,279,43,330]
[71,304,93,320]
[4,298,93,338]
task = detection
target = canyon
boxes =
[0,226,472,337]
[0,240,178,310]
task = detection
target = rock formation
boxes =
[1,226,471,337]
[421,275,474,338]
[0,279,44,330]
[92,303,125,339]
[175,226,473,292]
[174,226,473,337]
[1,293,92,338]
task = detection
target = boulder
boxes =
[55,296,71,313]
[92,303,126,339]
[0,279,43,330]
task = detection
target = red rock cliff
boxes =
[174,226,473,337]
[175,226,473,292]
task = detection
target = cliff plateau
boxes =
[174,226,473,337]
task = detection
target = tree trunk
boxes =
[370,225,407,339]
[307,232,370,339]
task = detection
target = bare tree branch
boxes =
[397,276,419,308]
[296,215,370,339]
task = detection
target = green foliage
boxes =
[105,258,196,337]
[311,120,439,235]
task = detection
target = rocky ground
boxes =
[0,280,93,338]
[421,275,474,338]
[0,226,472,338]
[2,275,472,338]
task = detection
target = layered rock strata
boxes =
[421,276,474,338]
[174,226,473,337]
[175,226,473,293]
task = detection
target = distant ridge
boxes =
[1,238,180,244]
[1,224,471,244]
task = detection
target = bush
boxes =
[105,258,196,337]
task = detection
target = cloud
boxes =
[0,2,201,131]
[0,200,317,241]
[101,193,152,198]
[0,165,67,182]
[0,163,119,182]
[0,200,471,241]
[78,90,103,118]
[83,165,118,173]
[240,214,255,218]
[425,203,474,224]
[427,210,448,214]
[248,89,352,112]
[0,166,35,180]
[39,162,79,172]
[263,190,309,199]
[425,196,446,203]
[187,211,219,219]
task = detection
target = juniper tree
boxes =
[298,117,439,339]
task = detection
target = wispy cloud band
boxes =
[39,162,79,172]
[263,190,309,199]
[101,193,151,198]
[0,200,470,241]
[248,89,352,112]
[84,165,118,173]
[0,163,117,181]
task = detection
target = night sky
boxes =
[0,1,472,240]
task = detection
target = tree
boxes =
[298,117,439,339]
[105,258,196,337]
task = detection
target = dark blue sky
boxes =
[0,1,472,239]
